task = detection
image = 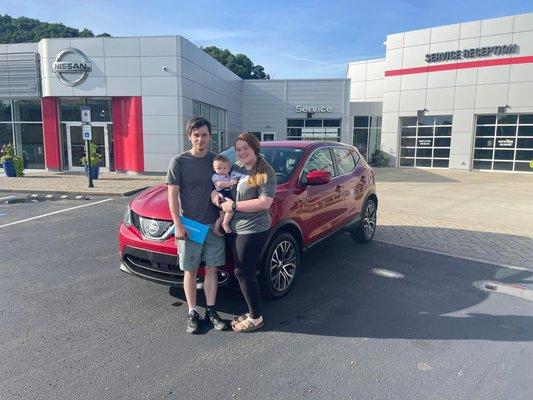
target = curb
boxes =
[0,186,149,197]
[374,238,531,272]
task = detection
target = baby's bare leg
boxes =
[213,211,224,237]
[222,211,233,234]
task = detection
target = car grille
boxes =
[121,247,229,286]
[123,253,186,285]
[131,210,173,240]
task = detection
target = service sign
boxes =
[296,105,334,113]
[418,138,433,147]
[425,44,519,63]
[497,139,514,148]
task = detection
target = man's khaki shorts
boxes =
[177,228,225,271]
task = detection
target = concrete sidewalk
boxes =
[374,168,533,270]
[0,171,163,196]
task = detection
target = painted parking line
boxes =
[0,198,113,229]
[0,196,16,200]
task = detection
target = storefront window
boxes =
[192,100,227,152]
[60,99,111,122]
[13,100,42,121]
[352,115,381,161]
[14,123,44,169]
[287,119,341,141]
[0,100,12,121]
[0,123,12,148]
[473,114,533,172]
[0,99,44,169]
[399,115,452,168]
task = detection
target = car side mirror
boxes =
[305,170,331,186]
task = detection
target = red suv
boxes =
[119,141,377,298]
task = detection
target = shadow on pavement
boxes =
[170,234,533,341]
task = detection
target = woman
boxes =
[219,133,276,332]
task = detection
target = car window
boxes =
[332,147,356,175]
[351,149,361,165]
[302,148,335,176]
[220,147,304,184]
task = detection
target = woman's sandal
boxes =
[231,313,249,327]
[232,317,264,333]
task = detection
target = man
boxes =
[166,117,229,334]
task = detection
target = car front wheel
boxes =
[351,198,377,243]
[260,232,300,298]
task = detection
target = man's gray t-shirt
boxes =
[230,163,277,234]
[165,151,219,225]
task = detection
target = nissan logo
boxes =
[148,221,160,235]
[52,48,92,86]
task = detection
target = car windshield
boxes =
[220,147,304,184]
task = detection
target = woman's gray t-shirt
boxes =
[230,163,277,234]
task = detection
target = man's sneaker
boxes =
[204,309,229,331]
[187,310,200,334]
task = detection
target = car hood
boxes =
[130,183,288,221]
[130,184,172,221]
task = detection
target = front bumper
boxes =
[119,245,231,289]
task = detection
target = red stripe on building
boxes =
[112,97,144,173]
[41,97,61,170]
[385,55,533,77]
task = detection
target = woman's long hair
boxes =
[234,133,270,188]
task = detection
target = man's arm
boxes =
[167,184,187,240]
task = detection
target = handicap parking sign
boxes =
[82,124,92,141]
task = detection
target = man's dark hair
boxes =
[213,154,230,164]
[186,116,212,136]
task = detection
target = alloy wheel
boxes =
[269,240,297,292]
[363,201,377,239]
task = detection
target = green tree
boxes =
[202,46,270,79]
[0,14,111,43]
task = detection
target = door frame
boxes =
[65,122,110,172]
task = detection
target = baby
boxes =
[212,154,242,236]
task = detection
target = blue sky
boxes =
[2,0,532,78]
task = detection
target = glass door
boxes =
[66,124,109,171]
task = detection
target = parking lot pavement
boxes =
[1,198,532,400]
[375,168,533,270]
[0,192,113,227]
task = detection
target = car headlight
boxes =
[123,204,132,227]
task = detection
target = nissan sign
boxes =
[296,105,334,113]
[52,48,92,86]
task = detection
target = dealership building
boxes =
[1,12,532,173]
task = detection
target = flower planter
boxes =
[2,159,16,177]
[84,164,100,180]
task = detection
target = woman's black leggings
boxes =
[231,230,270,319]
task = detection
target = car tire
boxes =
[351,198,377,243]
[260,232,300,299]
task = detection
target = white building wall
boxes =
[243,79,350,143]
[381,12,533,169]
[347,58,385,102]
[38,36,243,172]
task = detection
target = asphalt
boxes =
[0,196,532,399]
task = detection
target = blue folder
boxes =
[175,216,209,244]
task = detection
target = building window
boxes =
[59,99,112,122]
[0,99,44,169]
[399,115,452,168]
[286,119,341,141]
[473,114,533,172]
[193,100,226,152]
[353,116,381,161]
